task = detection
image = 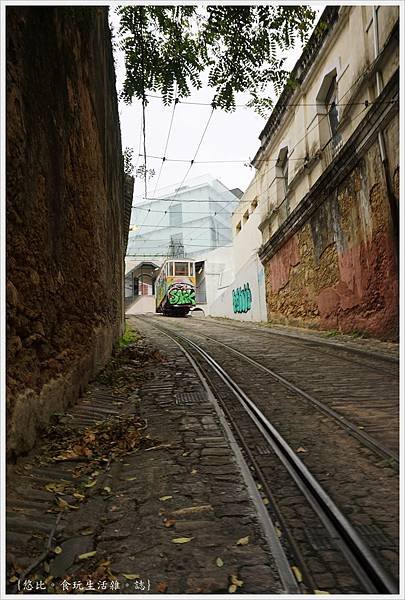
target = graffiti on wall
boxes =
[232,283,252,313]
[168,283,196,306]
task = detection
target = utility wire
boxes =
[129,222,233,230]
[131,53,395,250]
[139,7,148,200]
[145,93,394,109]
[134,90,180,234]
[151,106,215,231]
[182,97,376,248]
[132,199,243,206]
[137,98,395,168]
[133,205,249,216]
[152,92,179,198]
[128,241,232,249]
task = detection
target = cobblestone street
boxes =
[4,4,401,598]
[7,316,399,595]
[7,323,286,595]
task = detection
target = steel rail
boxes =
[140,319,398,594]
[196,332,399,464]
[136,317,300,594]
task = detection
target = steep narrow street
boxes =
[4,3,400,599]
[6,315,399,594]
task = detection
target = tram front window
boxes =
[175,262,189,276]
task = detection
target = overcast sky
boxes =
[110,5,324,205]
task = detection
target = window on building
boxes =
[251,197,258,211]
[243,210,249,224]
[282,156,289,195]
[277,146,289,197]
[236,221,242,234]
[316,68,342,163]
[325,77,339,139]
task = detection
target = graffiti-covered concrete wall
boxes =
[209,254,267,322]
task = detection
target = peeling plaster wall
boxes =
[6,7,128,458]
[264,129,398,340]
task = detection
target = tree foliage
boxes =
[117,5,316,115]
[123,147,134,175]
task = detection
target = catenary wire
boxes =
[145,92,394,108]
[131,51,395,251]
[181,98,376,248]
[149,106,215,232]
[151,91,179,198]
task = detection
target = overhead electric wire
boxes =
[137,98,394,169]
[181,93,378,248]
[130,50,395,253]
[152,91,179,198]
[133,205,249,216]
[145,92,394,109]
[133,196,243,203]
[129,222,233,230]
[139,7,148,201]
[146,106,215,232]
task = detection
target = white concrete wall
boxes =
[209,254,267,322]
[232,178,263,271]
[126,295,156,315]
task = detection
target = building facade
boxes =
[238,5,398,339]
[124,175,241,314]
[126,175,240,258]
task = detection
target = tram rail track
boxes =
[135,316,399,594]
[189,331,397,464]
[156,315,399,461]
[201,316,399,372]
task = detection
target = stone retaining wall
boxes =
[6,7,130,458]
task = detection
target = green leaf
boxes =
[117,5,316,115]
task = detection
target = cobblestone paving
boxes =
[136,314,399,593]
[6,325,284,595]
[206,317,399,362]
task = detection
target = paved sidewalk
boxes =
[7,323,284,595]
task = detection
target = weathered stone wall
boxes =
[6,7,130,458]
[264,119,398,340]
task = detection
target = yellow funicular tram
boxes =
[155,259,196,317]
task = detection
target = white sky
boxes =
[110,4,325,203]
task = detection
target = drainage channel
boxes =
[139,318,398,595]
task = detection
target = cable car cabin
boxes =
[155,260,196,317]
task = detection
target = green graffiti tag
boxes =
[232,283,252,314]
[168,288,196,305]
